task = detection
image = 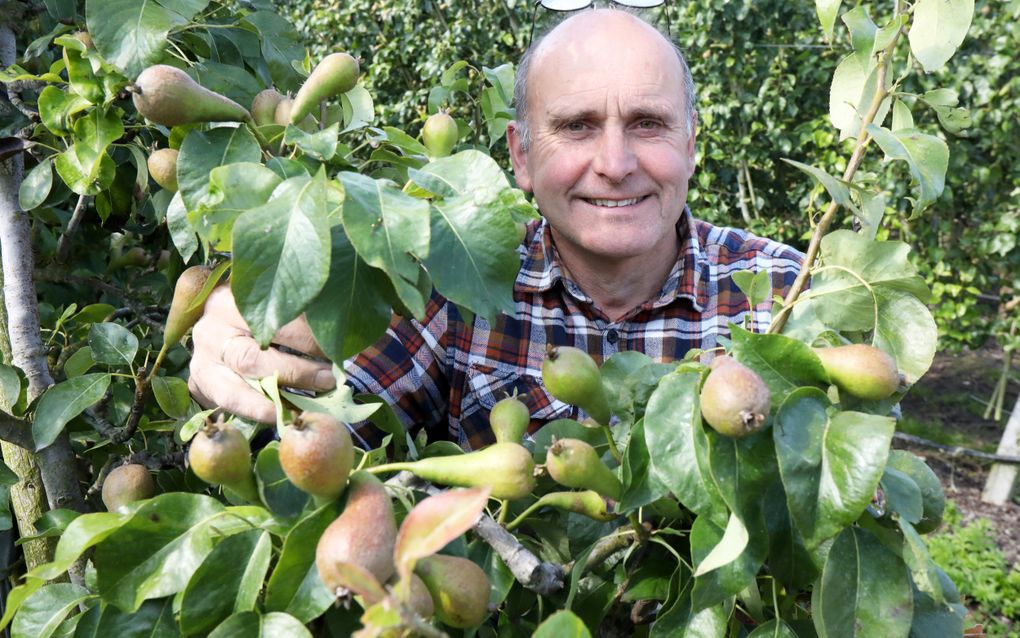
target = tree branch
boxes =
[894,432,1020,465]
[54,195,91,264]
[0,411,36,450]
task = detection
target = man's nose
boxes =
[591,127,636,182]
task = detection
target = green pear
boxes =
[414,555,491,629]
[188,420,258,502]
[147,148,178,192]
[132,65,249,127]
[316,472,397,594]
[406,573,435,618]
[489,394,530,444]
[290,52,360,124]
[101,463,155,511]
[545,438,622,500]
[162,265,212,349]
[422,110,458,158]
[542,345,611,424]
[506,489,616,530]
[279,411,355,501]
[813,344,901,401]
[378,442,535,500]
[699,355,771,438]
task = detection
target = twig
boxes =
[0,412,37,450]
[5,80,42,120]
[894,432,1020,465]
[54,195,91,264]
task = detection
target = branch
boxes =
[385,472,566,595]
[5,80,42,121]
[0,412,36,450]
[54,195,91,264]
[894,432,1020,465]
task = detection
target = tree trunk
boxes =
[982,391,1020,505]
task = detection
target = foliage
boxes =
[0,0,996,636]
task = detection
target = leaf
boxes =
[11,583,92,638]
[179,529,272,636]
[85,0,210,78]
[151,376,191,418]
[620,418,669,511]
[533,610,592,638]
[167,191,199,262]
[284,123,340,161]
[208,611,312,638]
[728,325,829,407]
[747,619,798,637]
[338,171,430,319]
[873,291,937,384]
[731,269,772,309]
[177,127,262,212]
[264,503,339,622]
[411,151,524,320]
[815,0,843,39]
[28,512,129,581]
[91,596,178,637]
[190,162,282,251]
[92,493,228,612]
[32,373,111,451]
[242,11,304,92]
[812,527,913,638]
[780,159,857,214]
[0,364,22,414]
[232,171,336,346]
[37,86,90,136]
[88,323,138,367]
[865,125,948,213]
[279,372,381,425]
[693,512,748,577]
[880,467,923,524]
[53,108,124,196]
[340,85,374,132]
[908,0,975,72]
[393,487,491,581]
[19,159,53,211]
[774,388,895,548]
[179,409,215,443]
[254,442,309,521]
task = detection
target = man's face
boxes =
[508,12,696,265]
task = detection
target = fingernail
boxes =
[315,369,336,390]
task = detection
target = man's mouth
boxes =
[582,195,649,208]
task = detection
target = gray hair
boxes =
[513,9,697,152]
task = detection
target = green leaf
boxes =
[747,619,798,637]
[177,126,261,212]
[232,171,336,346]
[338,171,431,319]
[891,100,914,131]
[11,583,91,638]
[190,162,281,251]
[533,610,592,638]
[85,0,210,78]
[37,86,90,136]
[880,467,923,524]
[254,442,309,521]
[643,372,726,523]
[151,376,191,418]
[689,510,768,611]
[19,159,53,211]
[88,323,138,367]
[92,597,177,637]
[32,373,111,451]
[815,0,843,39]
[279,380,381,434]
[208,612,312,638]
[781,159,856,213]
[728,325,829,406]
[0,364,22,414]
[284,123,339,161]
[774,388,895,548]
[166,191,199,262]
[731,269,772,309]
[53,108,124,196]
[242,11,303,92]
[873,291,936,383]
[305,225,395,363]
[340,85,374,132]
[179,529,272,636]
[865,125,948,212]
[908,0,975,72]
[92,493,228,612]
[812,527,913,638]
[28,512,129,581]
[411,150,525,320]
[63,46,103,103]
[620,418,669,511]
[264,504,338,623]
[189,61,262,107]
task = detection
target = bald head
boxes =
[513,9,697,151]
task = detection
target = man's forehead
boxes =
[543,90,682,120]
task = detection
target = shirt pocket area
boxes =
[465,364,573,440]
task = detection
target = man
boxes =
[187,8,803,450]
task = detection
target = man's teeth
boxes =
[587,197,643,208]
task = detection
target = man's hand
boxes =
[188,285,336,423]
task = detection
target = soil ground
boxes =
[897,343,1020,566]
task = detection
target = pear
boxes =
[101,463,155,511]
[162,265,212,349]
[699,355,771,438]
[406,573,435,618]
[422,110,458,158]
[107,246,149,272]
[188,420,258,502]
[489,394,530,444]
[377,442,535,500]
[506,489,616,530]
[273,97,317,132]
[316,472,397,594]
[545,438,622,500]
[251,88,284,127]
[279,411,355,501]
[813,344,900,401]
[290,52,360,124]
[147,148,179,192]
[542,345,611,424]
[414,555,491,629]
[132,65,249,127]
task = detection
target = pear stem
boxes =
[505,499,546,532]
[497,499,510,526]
[601,424,622,463]
[145,344,168,384]
[366,462,414,476]
[628,513,648,544]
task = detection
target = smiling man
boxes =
[187,8,803,449]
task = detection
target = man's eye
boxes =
[637,119,661,130]
[566,121,587,132]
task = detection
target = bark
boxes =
[982,391,1020,505]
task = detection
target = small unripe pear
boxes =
[406,573,434,619]
[381,442,535,500]
[162,265,212,348]
[279,411,354,501]
[189,421,257,501]
[101,463,155,511]
[316,472,397,594]
[507,489,616,530]
[147,148,179,192]
[699,355,771,438]
[422,111,458,158]
[290,52,360,124]
[274,97,317,132]
[546,438,622,500]
[414,555,491,629]
[251,88,284,127]
[813,344,901,401]
[132,65,250,127]
[489,395,530,444]
[542,346,611,424]
[108,246,149,271]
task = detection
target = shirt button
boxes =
[606,329,619,344]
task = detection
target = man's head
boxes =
[507,8,699,266]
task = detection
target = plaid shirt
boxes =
[344,207,803,450]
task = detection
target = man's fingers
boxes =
[271,315,327,359]
[220,334,335,391]
[188,355,278,424]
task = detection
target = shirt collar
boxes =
[515,207,707,312]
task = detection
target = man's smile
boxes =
[580,195,651,208]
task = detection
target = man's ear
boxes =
[506,120,533,193]
[687,112,698,165]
